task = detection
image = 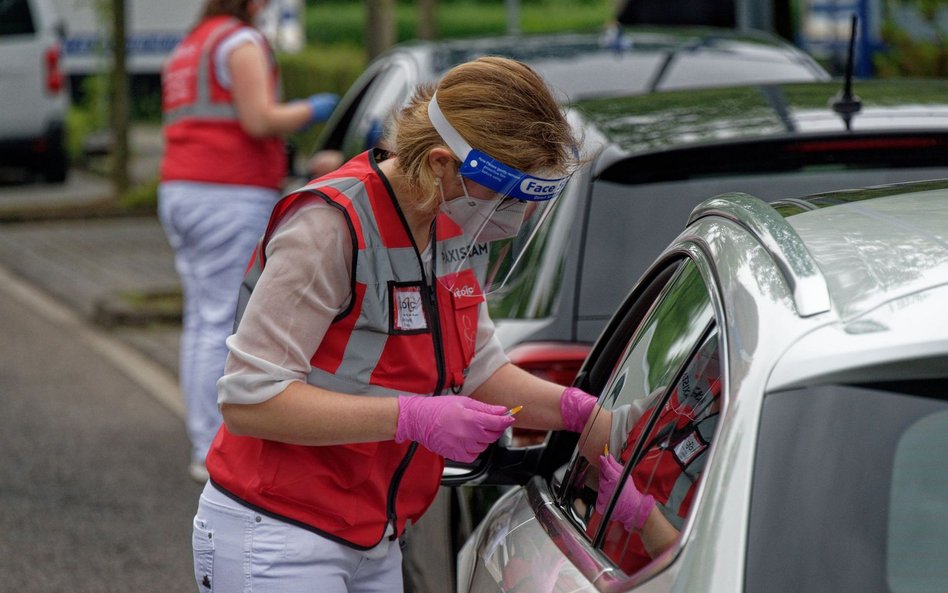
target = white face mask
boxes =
[439,177,528,241]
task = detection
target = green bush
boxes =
[118,177,159,211]
[875,19,948,77]
[278,43,367,155]
[306,0,611,46]
[65,75,110,163]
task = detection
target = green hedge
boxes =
[278,43,367,154]
[875,20,948,77]
[306,1,612,46]
[280,1,611,152]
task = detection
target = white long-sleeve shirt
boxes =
[217,201,509,405]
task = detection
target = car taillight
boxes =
[45,43,64,95]
[507,341,592,385]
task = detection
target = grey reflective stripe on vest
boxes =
[294,175,462,397]
[164,19,240,125]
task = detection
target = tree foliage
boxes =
[876,0,947,77]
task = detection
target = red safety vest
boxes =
[206,151,485,548]
[159,16,285,189]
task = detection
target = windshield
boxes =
[746,380,948,593]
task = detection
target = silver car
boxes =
[312,27,828,163]
[455,180,948,593]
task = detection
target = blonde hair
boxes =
[389,56,577,214]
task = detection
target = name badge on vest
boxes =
[673,430,707,467]
[390,282,429,333]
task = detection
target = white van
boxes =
[0,0,68,183]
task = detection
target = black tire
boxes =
[41,144,68,184]
[39,123,68,184]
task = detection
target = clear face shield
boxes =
[428,93,572,298]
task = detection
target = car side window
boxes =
[0,0,35,36]
[559,258,717,574]
[595,330,720,573]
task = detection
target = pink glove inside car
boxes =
[596,454,656,532]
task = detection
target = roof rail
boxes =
[688,192,831,317]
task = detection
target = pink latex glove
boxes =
[395,395,515,463]
[596,454,655,532]
[560,387,597,432]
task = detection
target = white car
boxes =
[0,0,68,183]
[454,180,948,593]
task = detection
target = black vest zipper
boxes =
[382,215,448,542]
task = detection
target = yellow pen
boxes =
[603,443,610,456]
[506,405,523,416]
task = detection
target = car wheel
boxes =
[40,143,68,184]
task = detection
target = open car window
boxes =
[557,257,718,577]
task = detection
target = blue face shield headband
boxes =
[427,93,570,202]
[428,92,575,299]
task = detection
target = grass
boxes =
[307,1,613,46]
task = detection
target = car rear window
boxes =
[0,0,35,36]
[746,381,948,593]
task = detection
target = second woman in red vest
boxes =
[158,0,337,483]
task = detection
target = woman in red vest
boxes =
[158,0,336,483]
[191,56,600,592]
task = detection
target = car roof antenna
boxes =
[831,14,862,131]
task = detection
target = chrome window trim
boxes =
[598,244,731,592]
[550,244,730,591]
[527,476,616,586]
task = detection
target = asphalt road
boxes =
[0,268,202,592]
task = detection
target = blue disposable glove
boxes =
[298,93,339,130]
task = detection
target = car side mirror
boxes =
[441,441,546,487]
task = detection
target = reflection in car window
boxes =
[595,331,719,573]
[559,259,716,575]
[887,410,948,593]
[746,383,948,593]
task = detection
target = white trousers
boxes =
[158,181,277,464]
[194,483,404,593]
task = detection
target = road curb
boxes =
[0,263,184,420]
[0,201,155,224]
[93,288,183,328]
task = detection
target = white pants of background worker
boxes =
[158,182,277,479]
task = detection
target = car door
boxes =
[460,254,727,592]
